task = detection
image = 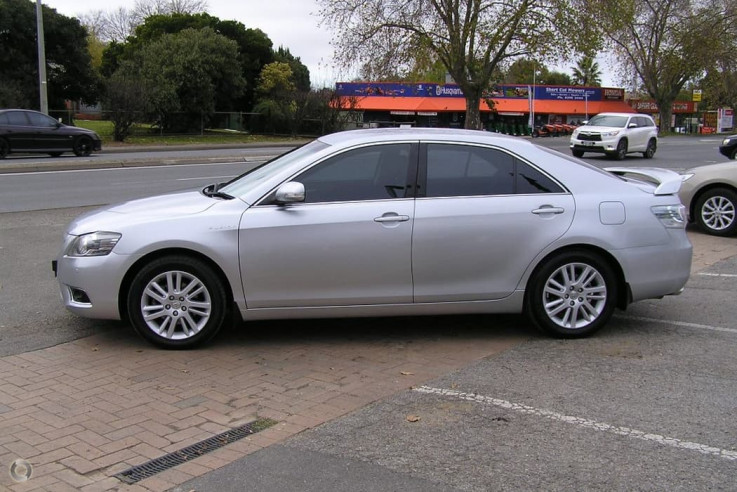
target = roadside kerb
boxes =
[0,141,302,174]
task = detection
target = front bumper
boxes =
[718,144,736,158]
[54,251,133,320]
[570,139,618,154]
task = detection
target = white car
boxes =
[570,113,658,160]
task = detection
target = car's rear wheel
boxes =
[526,250,617,338]
[695,188,737,236]
[127,256,228,349]
[643,138,657,159]
[572,149,584,158]
[0,138,8,159]
[48,152,63,157]
[609,139,627,160]
[73,136,93,157]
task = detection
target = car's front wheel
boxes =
[0,138,8,159]
[73,136,93,157]
[526,250,617,338]
[643,138,657,159]
[609,139,628,160]
[127,256,229,349]
[572,149,584,158]
[730,148,737,160]
[695,188,737,236]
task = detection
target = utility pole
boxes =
[36,0,48,114]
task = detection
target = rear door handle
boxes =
[374,214,410,223]
[532,206,565,215]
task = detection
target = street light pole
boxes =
[36,0,48,114]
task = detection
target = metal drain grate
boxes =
[114,418,278,484]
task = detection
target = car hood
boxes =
[67,190,221,235]
[576,125,624,133]
[683,161,737,176]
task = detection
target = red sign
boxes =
[628,100,697,113]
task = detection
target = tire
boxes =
[643,138,657,159]
[0,138,8,159]
[48,152,63,157]
[526,250,617,338]
[608,139,627,160]
[572,149,584,158]
[694,188,737,236]
[127,255,229,349]
[73,136,93,157]
[730,148,737,160]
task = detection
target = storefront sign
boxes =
[336,82,619,102]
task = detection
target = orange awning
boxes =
[343,96,636,115]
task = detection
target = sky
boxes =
[41,0,615,88]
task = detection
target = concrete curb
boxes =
[0,141,302,174]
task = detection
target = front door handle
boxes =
[532,206,565,215]
[374,214,410,223]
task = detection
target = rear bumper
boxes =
[617,231,692,303]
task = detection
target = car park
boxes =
[680,161,737,236]
[53,128,691,348]
[719,134,737,160]
[570,112,658,160]
[0,109,102,158]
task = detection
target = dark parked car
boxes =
[0,109,102,158]
[719,135,737,160]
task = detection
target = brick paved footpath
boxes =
[0,317,524,492]
[2,230,734,492]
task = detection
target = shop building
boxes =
[335,82,636,132]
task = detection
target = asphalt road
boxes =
[2,137,737,490]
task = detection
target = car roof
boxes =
[594,112,650,118]
[317,127,526,147]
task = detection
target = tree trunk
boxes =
[464,94,483,130]
[657,101,674,134]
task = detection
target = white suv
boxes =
[570,112,658,160]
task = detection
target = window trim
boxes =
[417,141,568,199]
[255,141,420,206]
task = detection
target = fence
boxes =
[48,110,346,139]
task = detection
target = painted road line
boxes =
[617,315,737,334]
[698,273,737,278]
[414,386,737,462]
[176,175,237,181]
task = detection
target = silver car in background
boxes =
[54,128,692,348]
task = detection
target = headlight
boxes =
[66,232,121,257]
[651,205,686,228]
[681,173,694,182]
[572,129,579,137]
[602,130,620,137]
[723,138,733,146]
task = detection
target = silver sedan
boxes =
[54,128,692,348]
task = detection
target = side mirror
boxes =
[628,123,638,128]
[275,182,305,204]
[582,120,589,125]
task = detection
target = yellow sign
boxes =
[693,90,702,102]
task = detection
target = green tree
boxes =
[102,62,153,141]
[274,47,311,92]
[571,54,602,86]
[102,13,274,110]
[319,0,597,129]
[253,62,297,134]
[0,0,99,109]
[133,27,246,132]
[589,0,736,132]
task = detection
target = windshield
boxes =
[221,140,329,197]
[587,115,628,128]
